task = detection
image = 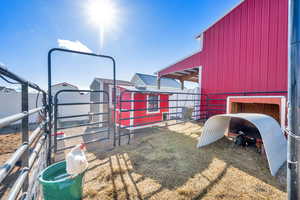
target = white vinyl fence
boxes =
[54,92,90,122]
[0,91,43,124]
[0,91,90,125]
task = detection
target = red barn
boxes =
[157,0,288,119]
[115,86,170,129]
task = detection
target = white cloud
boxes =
[57,39,92,53]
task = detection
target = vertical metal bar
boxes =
[288,0,300,199]
[118,92,123,146]
[157,77,161,90]
[129,91,135,144]
[53,97,58,153]
[206,94,209,119]
[42,92,50,166]
[193,94,196,120]
[180,79,184,90]
[106,91,111,139]
[176,93,178,122]
[112,59,117,148]
[21,83,29,192]
[127,92,131,144]
[47,50,53,164]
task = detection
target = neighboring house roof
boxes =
[132,73,180,88]
[118,85,195,93]
[0,86,16,93]
[51,82,78,89]
[92,78,133,86]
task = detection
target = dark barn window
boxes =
[148,95,159,112]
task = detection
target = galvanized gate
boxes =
[47,48,117,160]
[53,89,112,153]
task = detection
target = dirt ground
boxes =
[0,128,37,199]
[79,122,287,200]
[0,132,21,165]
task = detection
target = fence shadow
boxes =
[78,122,286,199]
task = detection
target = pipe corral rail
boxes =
[52,89,111,153]
[0,60,289,199]
[204,90,288,118]
[117,89,206,145]
[0,64,49,200]
[117,89,287,146]
[0,54,289,199]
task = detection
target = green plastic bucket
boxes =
[39,161,85,200]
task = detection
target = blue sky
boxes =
[0,0,241,90]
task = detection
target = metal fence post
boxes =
[288,0,300,198]
[206,94,209,119]
[106,92,111,139]
[54,97,58,153]
[42,92,50,165]
[117,93,122,146]
[21,83,29,192]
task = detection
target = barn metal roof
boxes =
[135,73,180,88]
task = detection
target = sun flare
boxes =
[85,0,119,50]
[86,0,118,29]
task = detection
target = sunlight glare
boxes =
[85,0,119,50]
[86,0,118,29]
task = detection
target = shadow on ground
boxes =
[80,122,286,200]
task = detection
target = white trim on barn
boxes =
[197,33,204,52]
[130,92,134,127]
[146,94,160,114]
[226,96,286,128]
[155,51,200,75]
[117,121,164,130]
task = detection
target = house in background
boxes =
[91,74,199,129]
[0,86,16,93]
[89,78,133,124]
[115,73,198,129]
[51,82,90,122]
[131,73,181,90]
[51,82,79,97]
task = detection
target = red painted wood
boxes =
[158,0,288,95]
[115,87,170,128]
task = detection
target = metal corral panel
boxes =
[197,113,287,176]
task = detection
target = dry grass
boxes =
[80,122,286,200]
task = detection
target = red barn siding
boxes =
[158,0,288,95]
